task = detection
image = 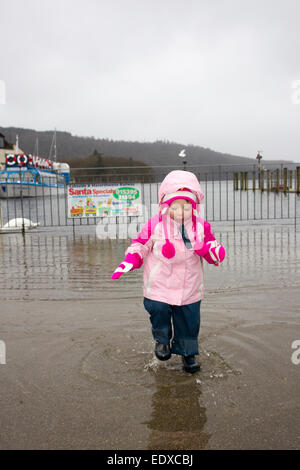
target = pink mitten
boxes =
[111,252,143,279]
[202,240,225,266]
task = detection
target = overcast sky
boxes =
[1,0,300,161]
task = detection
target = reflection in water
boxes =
[209,226,299,294]
[0,225,298,301]
[145,371,211,450]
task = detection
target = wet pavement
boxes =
[0,222,299,449]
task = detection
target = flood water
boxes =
[0,222,299,449]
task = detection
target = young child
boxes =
[112,171,225,373]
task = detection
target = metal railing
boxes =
[0,165,299,232]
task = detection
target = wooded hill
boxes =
[0,126,294,181]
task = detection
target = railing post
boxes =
[233,175,236,231]
[19,165,25,235]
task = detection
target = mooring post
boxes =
[234,173,238,190]
[297,167,300,193]
[260,170,264,191]
[240,172,244,191]
[276,169,280,192]
[252,171,256,190]
[283,168,288,192]
[267,170,271,190]
[289,170,293,189]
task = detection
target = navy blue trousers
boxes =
[143,298,201,356]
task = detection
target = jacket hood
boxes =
[158,170,204,205]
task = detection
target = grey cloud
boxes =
[0,0,300,161]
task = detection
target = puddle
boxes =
[80,337,240,390]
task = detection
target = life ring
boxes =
[17,154,28,166]
[6,154,17,166]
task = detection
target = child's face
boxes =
[169,199,193,223]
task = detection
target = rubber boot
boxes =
[182,355,200,373]
[155,341,171,361]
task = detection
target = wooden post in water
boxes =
[297,167,300,193]
[240,172,244,190]
[234,173,238,190]
[289,170,293,189]
[276,169,280,192]
[260,170,264,191]
[267,170,271,190]
[252,171,256,190]
[283,168,288,192]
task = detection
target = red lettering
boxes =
[69,187,115,196]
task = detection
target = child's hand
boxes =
[111,252,143,279]
[195,241,225,265]
[206,240,225,265]
[111,260,134,279]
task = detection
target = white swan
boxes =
[2,218,39,229]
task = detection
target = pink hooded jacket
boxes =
[122,171,224,306]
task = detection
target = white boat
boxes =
[0,154,70,198]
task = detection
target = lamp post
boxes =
[256,150,263,189]
[179,149,187,171]
[256,150,263,169]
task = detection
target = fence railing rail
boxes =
[0,165,299,232]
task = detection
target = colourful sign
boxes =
[67,183,142,218]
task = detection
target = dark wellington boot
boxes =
[182,355,201,373]
[154,342,171,361]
